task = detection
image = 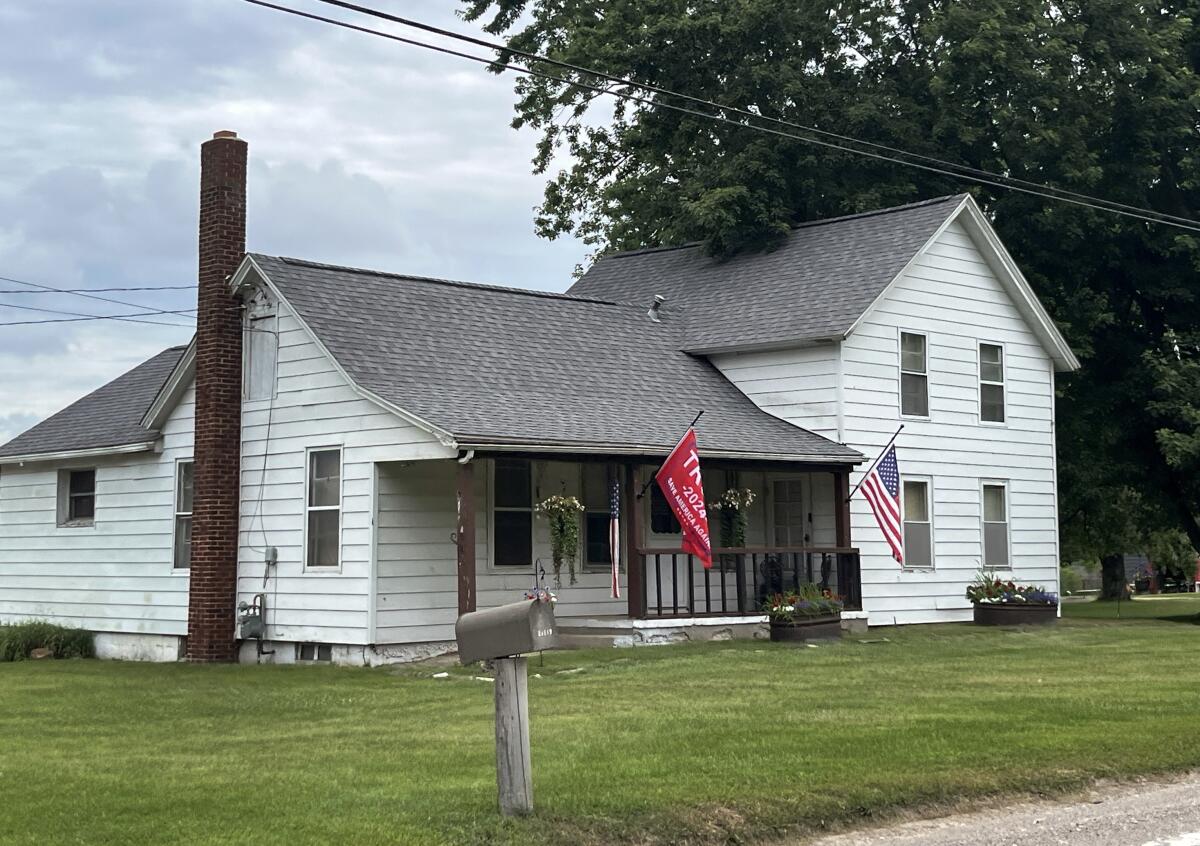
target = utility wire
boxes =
[0,274,197,315]
[311,0,1200,229]
[0,312,197,328]
[242,0,1200,233]
[0,284,196,294]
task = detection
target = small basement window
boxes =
[296,643,332,662]
[57,468,96,527]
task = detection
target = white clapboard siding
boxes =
[237,297,454,646]
[0,385,196,635]
[709,217,1062,626]
[709,345,841,439]
[844,218,1059,624]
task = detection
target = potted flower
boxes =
[708,487,755,548]
[763,583,843,642]
[966,570,1059,625]
[535,495,584,588]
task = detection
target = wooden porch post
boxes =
[457,460,477,616]
[834,469,852,548]
[624,463,644,618]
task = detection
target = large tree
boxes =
[465,0,1200,593]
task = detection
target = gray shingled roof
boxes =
[569,195,966,351]
[252,254,860,464]
[0,346,187,459]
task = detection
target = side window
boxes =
[57,468,96,527]
[902,479,932,567]
[649,483,681,535]
[582,464,615,570]
[174,461,194,569]
[899,332,929,418]
[979,343,1006,423]
[305,448,341,568]
[244,310,277,401]
[493,459,533,568]
[982,483,1010,568]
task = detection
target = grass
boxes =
[3,621,1200,846]
[1063,592,1200,623]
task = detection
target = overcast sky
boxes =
[0,0,587,444]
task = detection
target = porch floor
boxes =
[555,611,868,649]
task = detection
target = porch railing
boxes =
[634,547,861,618]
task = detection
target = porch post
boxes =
[624,463,645,618]
[834,469,852,548]
[457,460,477,616]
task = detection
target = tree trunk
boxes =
[1100,553,1127,600]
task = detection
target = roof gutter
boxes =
[454,437,863,465]
[0,440,161,467]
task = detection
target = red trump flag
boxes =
[654,428,713,569]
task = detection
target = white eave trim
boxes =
[0,440,159,466]
[844,195,1081,372]
[141,339,196,430]
[233,255,459,449]
[455,438,863,465]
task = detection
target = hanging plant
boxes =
[708,487,756,549]
[535,495,584,587]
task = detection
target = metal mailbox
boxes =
[456,599,557,665]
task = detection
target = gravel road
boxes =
[808,774,1200,846]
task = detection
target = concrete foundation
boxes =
[94,632,185,662]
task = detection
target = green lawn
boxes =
[1063,592,1200,622]
[3,621,1200,846]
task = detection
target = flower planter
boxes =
[972,602,1058,626]
[768,614,842,643]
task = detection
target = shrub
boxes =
[1059,565,1084,595]
[0,621,94,661]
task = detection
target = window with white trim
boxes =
[982,483,1010,568]
[979,343,1005,423]
[56,468,96,527]
[174,461,194,569]
[900,332,929,417]
[902,479,932,567]
[244,296,277,401]
[493,459,533,568]
[582,464,615,571]
[305,448,341,568]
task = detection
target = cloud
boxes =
[0,0,585,443]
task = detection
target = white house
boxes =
[0,133,1078,663]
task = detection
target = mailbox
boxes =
[456,599,557,665]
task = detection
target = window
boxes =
[244,313,277,401]
[297,643,332,662]
[979,343,1005,423]
[649,483,680,535]
[57,468,95,527]
[174,461,194,569]
[982,483,1010,568]
[900,332,929,417]
[772,478,807,546]
[305,448,341,568]
[582,464,615,570]
[493,459,533,568]
[902,479,932,567]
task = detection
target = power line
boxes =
[0,300,197,328]
[0,274,197,315]
[242,0,1200,233]
[0,284,196,294]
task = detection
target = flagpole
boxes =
[637,410,704,499]
[846,424,904,502]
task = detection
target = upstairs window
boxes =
[979,343,1006,423]
[900,332,929,417]
[982,483,1010,568]
[244,295,277,401]
[174,461,194,569]
[493,459,533,568]
[57,468,95,527]
[305,448,341,568]
[902,479,932,568]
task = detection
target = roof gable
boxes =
[0,346,188,463]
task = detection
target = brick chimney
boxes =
[187,130,247,662]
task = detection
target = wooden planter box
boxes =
[972,602,1058,626]
[769,614,842,643]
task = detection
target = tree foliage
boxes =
[464,0,1200,568]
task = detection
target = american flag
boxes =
[860,444,903,564]
[609,475,622,599]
